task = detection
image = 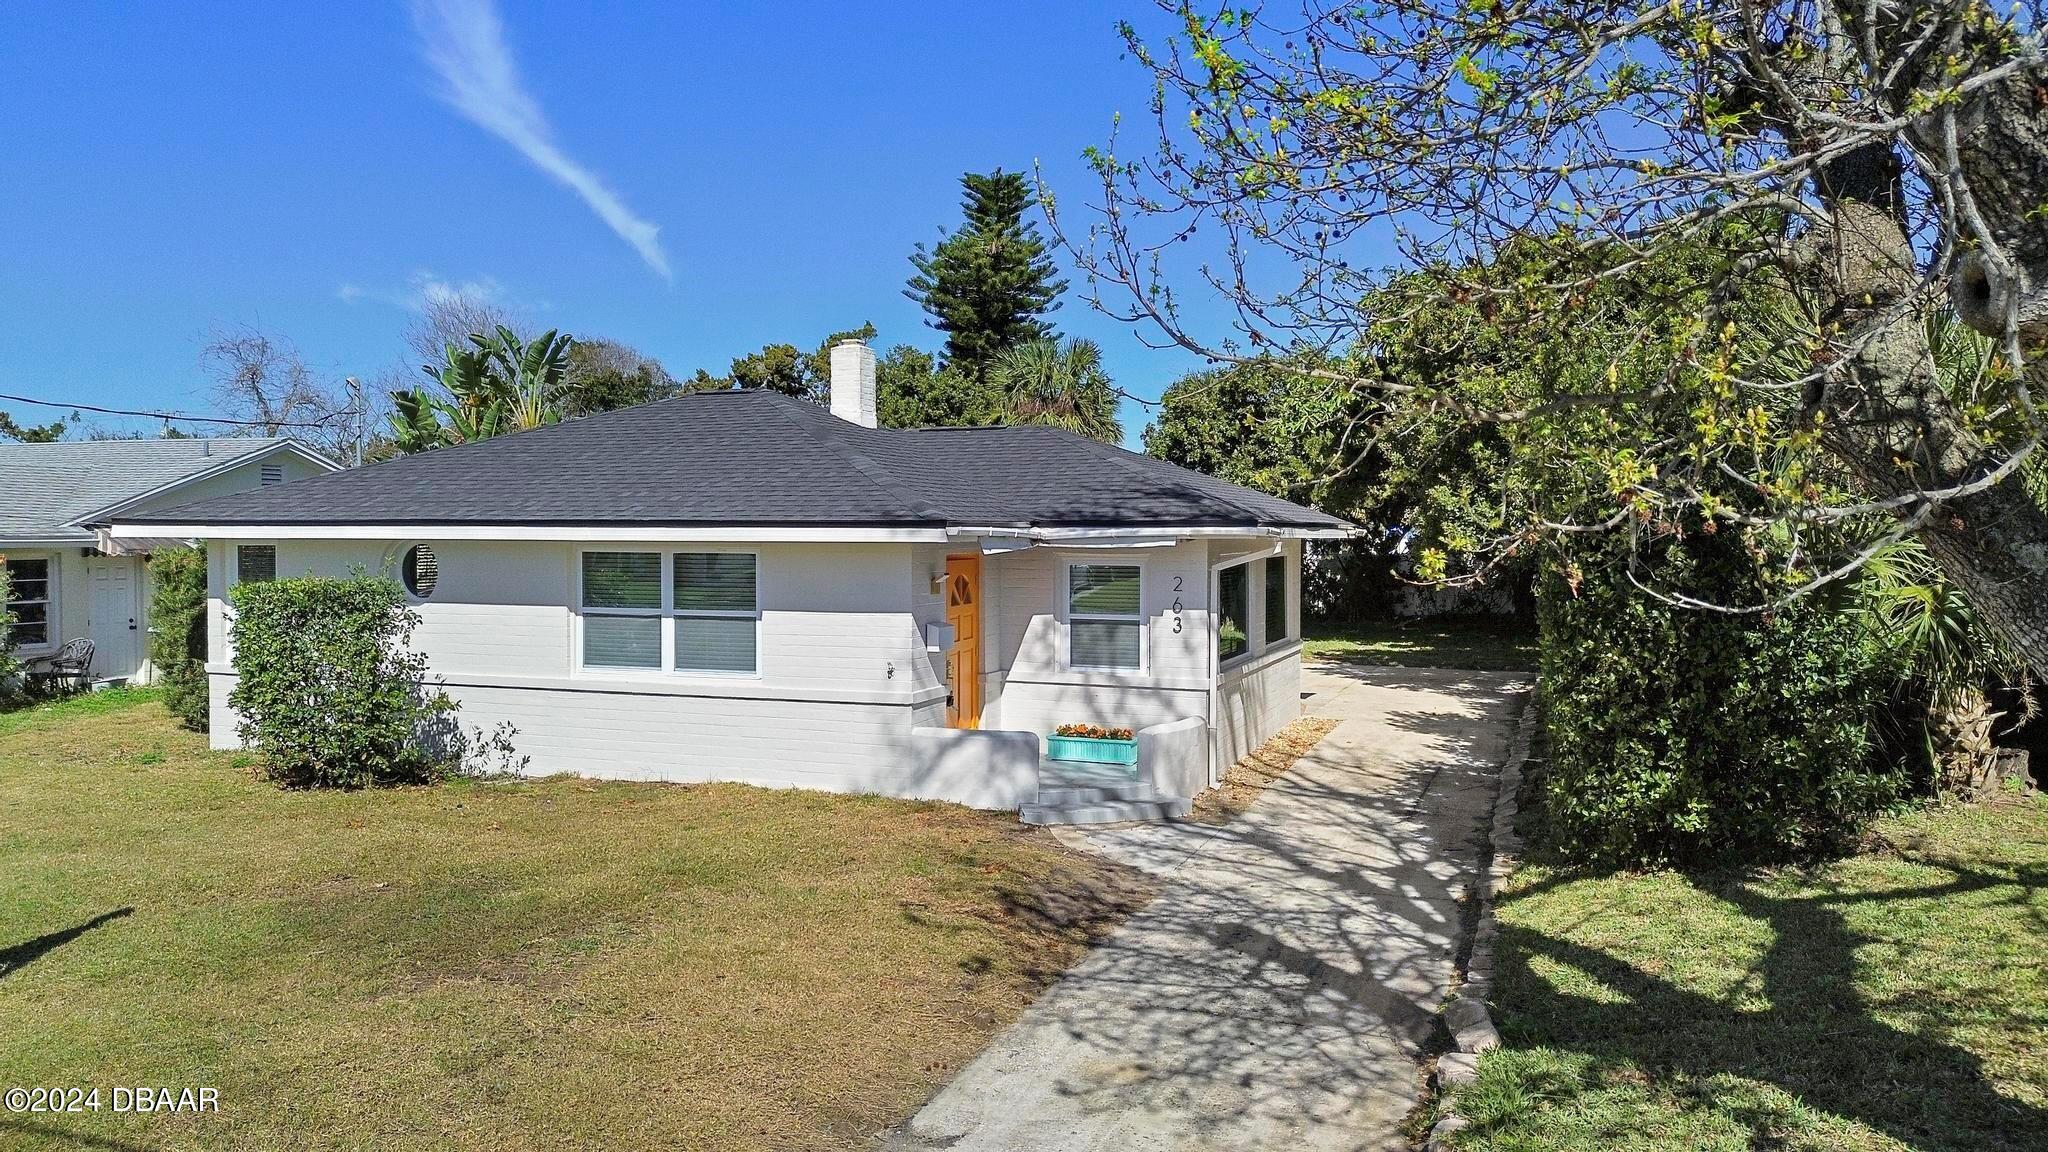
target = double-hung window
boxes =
[578,551,759,675]
[580,552,663,670]
[1265,555,1289,644]
[2,556,52,650]
[1068,564,1142,670]
[672,553,758,674]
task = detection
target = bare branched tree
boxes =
[199,326,359,461]
[1054,0,2048,671]
[404,288,515,366]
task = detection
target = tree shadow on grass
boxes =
[0,908,132,981]
[0,1117,159,1152]
[1493,864,2048,1151]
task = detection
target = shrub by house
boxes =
[227,571,453,788]
[1538,526,1903,866]
[149,546,209,730]
[0,565,19,699]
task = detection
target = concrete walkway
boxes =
[885,664,1530,1152]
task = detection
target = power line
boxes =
[0,390,353,430]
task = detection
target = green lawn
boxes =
[1304,619,1538,671]
[1448,791,2048,1151]
[0,691,1151,1151]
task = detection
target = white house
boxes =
[1,437,335,684]
[108,343,1354,821]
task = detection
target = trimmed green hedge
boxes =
[1538,529,1904,865]
[228,571,454,788]
[0,565,19,700]
[149,546,209,730]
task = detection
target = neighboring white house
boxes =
[1,437,336,684]
[108,343,1354,820]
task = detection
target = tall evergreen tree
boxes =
[904,169,1066,379]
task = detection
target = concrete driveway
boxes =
[884,663,1530,1152]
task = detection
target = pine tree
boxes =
[904,170,1067,380]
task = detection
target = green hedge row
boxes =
[1538,529,1906,866]
[149,546,209,730]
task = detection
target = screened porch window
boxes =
[1217,562,1250,664]
[1069,564,1141,670]
[3,556,52,649]
[1265,555,1289,643]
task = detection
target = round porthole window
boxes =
[403,545,439,600]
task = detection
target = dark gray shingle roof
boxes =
[122,390,1350,532]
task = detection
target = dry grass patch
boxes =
[0,692,1154,1152]
[1188,715,1341,825]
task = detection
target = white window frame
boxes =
[669,549,761,678]
[2,552,58,655]
[1063,559,1146,673]
[1209,542,1283,672]
[572,548,762,679]
[1212,559,1254,669]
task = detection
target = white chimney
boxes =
[829,339,878,428]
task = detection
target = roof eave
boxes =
[106,520,956,544]
[0,533,95,549]
[954,523,1357,541]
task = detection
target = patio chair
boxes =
[24,637,94,696]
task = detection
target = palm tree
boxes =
[1849,316,2036,795]
[1853,537,2033,795]
[475,325,576,431]
[990,338,1123,443]
[386,328,578,453]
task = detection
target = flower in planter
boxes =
[1054,723,1135,741]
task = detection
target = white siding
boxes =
[985,540,1214,742]
[1210,538,1305,772]
[198,530,1312,805]
[204,538,967,799]
[118,450,329,519]
[1213,644,1303,769]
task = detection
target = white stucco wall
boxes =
[985,540,1214,742]
[204,538,971,799]
[1208,538,1305,774]
[199,531,1312,806]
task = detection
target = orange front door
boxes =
[944,555,982,729]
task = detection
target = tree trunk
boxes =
[1930,684,2003,798]
[1808,123,2048,679]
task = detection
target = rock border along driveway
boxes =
[1424,689,1539,1149]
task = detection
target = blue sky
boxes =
[0,1,1227,447]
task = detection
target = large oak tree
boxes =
[1057,0,2048,672]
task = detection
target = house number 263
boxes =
[1170,575,1184,633]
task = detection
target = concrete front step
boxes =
[1037,780,1158,805]
[1018,796,1194,826]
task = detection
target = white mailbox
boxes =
[924,621,956,653]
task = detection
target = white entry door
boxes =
[87,557,139,680]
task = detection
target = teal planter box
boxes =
[1046,735,1138,766]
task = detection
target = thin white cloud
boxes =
[335,271,508,311]
[409,0,672,280]
[410,271,506,311]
